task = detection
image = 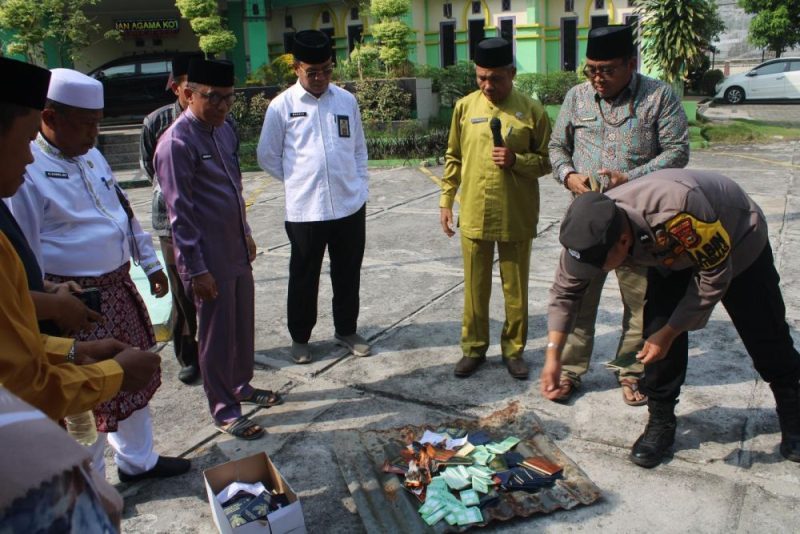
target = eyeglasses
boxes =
[582,64,621,79]
[298,66,334,79]
[192,90,236,106]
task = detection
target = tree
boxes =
[635,0,724,91]
[0,0,119,65]
[175,0,236,56]
[739,0,800,58]
[369,0,412,76]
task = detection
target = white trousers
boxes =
[88,406,159,477]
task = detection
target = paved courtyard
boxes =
[117,141,800,533]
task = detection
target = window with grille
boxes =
[443,3,453,18]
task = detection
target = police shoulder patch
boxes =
[665,212,731,270]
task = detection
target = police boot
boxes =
[629,399,677,468]
[770,381,800,462]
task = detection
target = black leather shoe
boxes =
[770,382,800,462]
[629,400,677,468]
[178,364,199,384]
[454,356,486,378]
[502,356,529,380]
[118,455,191,483]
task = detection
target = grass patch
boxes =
[682,101,698,122]
[699,119,800,145]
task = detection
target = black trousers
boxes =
[160,236,198,367]
[284,204,366,343]
[641,244,800,402]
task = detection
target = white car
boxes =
[714,57,800,104]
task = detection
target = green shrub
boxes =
[354,80,412,123]
[366,127,449,159]
[335,44,384,80]
[414,62,476,105]
[515,71,581,105]
[230,92,270,130]
[251,54,297,87]
[701,69,724,96]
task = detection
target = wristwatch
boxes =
[66,342,77,364]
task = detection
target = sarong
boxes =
[46,263,161,432]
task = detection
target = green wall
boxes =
[226,1,248,84]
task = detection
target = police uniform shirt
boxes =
[549,168,768,334]
[9,134,161,277]
[257,80,368,223]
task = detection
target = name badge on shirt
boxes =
[470,117,489,124]
[201,154,213,160]
[579,116,597,122]
[290,112,307,118]
[336,115,351,138]
[45,171,68,179]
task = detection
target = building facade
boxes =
[22,0,641,83]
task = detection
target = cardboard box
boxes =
[204,452,306,534]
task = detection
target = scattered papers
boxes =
[216,481,267,505]
[419,430,447,445]
[388,427,563,528]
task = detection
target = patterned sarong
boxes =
[46,263,161,432]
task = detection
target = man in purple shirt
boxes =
[154,59,281,440]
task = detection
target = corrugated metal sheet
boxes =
[333,403,602,533]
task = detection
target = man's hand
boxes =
[53,289,102,335]
[74,338,129,363]
[491,147,516,170]
[637,325,681,365]
[565,172,591,195]
[440,207,455,238]
[540,354,572,401]
[148,269,169,298]
[192,272,218,301]
[114,348,161,392]
[246,234,257,262]
[598,168,629,190]
[46,280,82,294]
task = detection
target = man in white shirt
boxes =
[9,68,189,483]
[257,30,370,364]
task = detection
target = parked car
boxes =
[88,53,174,118]
[714,57,800,104]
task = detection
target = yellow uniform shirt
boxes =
[440,89,552,241]
[0,232,123,421]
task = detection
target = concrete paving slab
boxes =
[113,140,800,533]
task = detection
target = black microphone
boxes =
[490,117,504,147]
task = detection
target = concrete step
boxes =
[98,126,141,173]
[102,152,140,168]
[99,142,140,156]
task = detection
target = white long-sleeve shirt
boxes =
[9,134,161,278]
[257,81,368,223]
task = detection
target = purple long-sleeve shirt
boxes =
[154,108,251,282]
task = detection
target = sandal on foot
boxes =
[216,416,265,440]
[241,388,283,408]
[620,378,648,407]
[553,378,576,403]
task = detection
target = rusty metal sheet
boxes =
[333,402,602,532]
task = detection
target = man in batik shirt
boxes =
[546,25,689,405]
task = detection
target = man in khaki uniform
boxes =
[440,38,551,379]
[542,168,800,468]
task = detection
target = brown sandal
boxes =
[620,378,648,406]
[553,378,576,403]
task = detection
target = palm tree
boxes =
[635,0,724,96]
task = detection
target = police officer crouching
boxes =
[541,167,800,467]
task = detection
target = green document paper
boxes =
[605,351,639,370]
